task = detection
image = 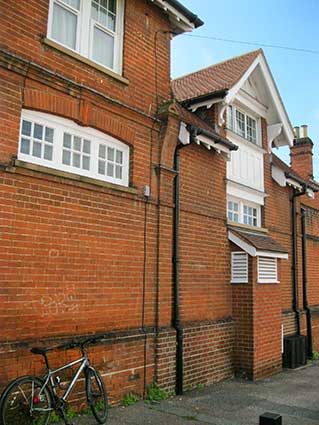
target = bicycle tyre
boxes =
[0,375,52,425]
[85,367,108,424]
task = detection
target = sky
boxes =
[171,0,319,179]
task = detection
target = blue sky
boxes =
[171,0,319,179]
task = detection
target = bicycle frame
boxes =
[33,355,90,412]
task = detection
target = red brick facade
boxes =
[0,0,319,409]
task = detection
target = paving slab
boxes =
[71,361,319,424]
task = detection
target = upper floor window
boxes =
[48,0,124,73]
[19,110,129,187]
[227,196,261,228]
[227,105,259,146]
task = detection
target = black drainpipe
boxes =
[291,189,306,335]
[301,207,313,357]
[173,142,191,396]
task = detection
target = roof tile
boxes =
[172,49,261,102]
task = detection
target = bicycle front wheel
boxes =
[85,367,108,424]
[0,376,52,425]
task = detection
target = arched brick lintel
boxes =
[23,88,136,145]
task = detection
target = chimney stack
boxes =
[290,124,313,180]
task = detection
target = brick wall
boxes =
[0,0,174,404]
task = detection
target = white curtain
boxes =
[92,27,114,68]
[52,2,78,50]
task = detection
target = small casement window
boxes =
[257,257,278,283]
[19,110,129,187]
[226,105,259,145]
[227,196,261,228]
[227,200,239,223]
[231,252,248,283]
[48,0,124,74]
[243,205,258,227]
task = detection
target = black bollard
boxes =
[260,412,282,425]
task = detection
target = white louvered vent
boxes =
[258,257,278,283]
[231,252,248,283]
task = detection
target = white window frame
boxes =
[19,110,129,187]
[47,0,125,74]
[231,251,248,283]
[227,104,260,146]
[227,196,261,228]
[257,257,278,284]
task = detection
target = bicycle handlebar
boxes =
[58,335,104,351]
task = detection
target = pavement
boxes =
[72,361,319,424]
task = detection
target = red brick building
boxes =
[0,0,318,407]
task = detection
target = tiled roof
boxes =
[172,49,262,103]
[230,227,288,254]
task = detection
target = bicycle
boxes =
[0,335,108,425]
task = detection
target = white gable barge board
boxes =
[228,231,289,259]
[224,52,294,147]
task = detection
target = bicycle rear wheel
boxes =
[0,376,52,425]
[85,367,108,424]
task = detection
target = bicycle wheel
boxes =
[85,367,108,424]
[0,376,52,425]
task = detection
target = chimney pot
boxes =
[293,126,300,139]
[301,125,308,138]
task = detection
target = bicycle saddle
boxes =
[30,346,53,355]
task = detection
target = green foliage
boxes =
[182,415,198,421]
[66,408,77,419]
[49,411,60,423]
[196,383,205,391]
[122,393,140,407]
[146,383,168,402]
[312,351,319,361]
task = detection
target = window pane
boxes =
[20,138,30,154]
[44,145,53,161]
[73,152,81,168]
[98,160,105,174]
[116,150,123,164]
[62,150,71,165]
[115,165,122,179]
[33,124,43,140]
[45,127,54,143]
[63,0,80,10]
[247,116,257,144]
[100,6,108,26]
[22,120,32,136]
[108,12,116,31]
[99,144,106,159]
[73,136,81,151]
[236,110,245,138]
[33,142,42,158]
[52,3,77,50]
[108,147,114,161]
[83,156,90,170]
[107,162,114,177]
[63,133,72,148]
[91,1,99,20]
[109,0,116,14]
[92,26,114,69]
[83,140,91,154]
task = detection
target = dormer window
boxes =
[227,105,259,146]
[48,0,124,74]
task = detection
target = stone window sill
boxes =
[9,159,139,195]
[42,38,129,86]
